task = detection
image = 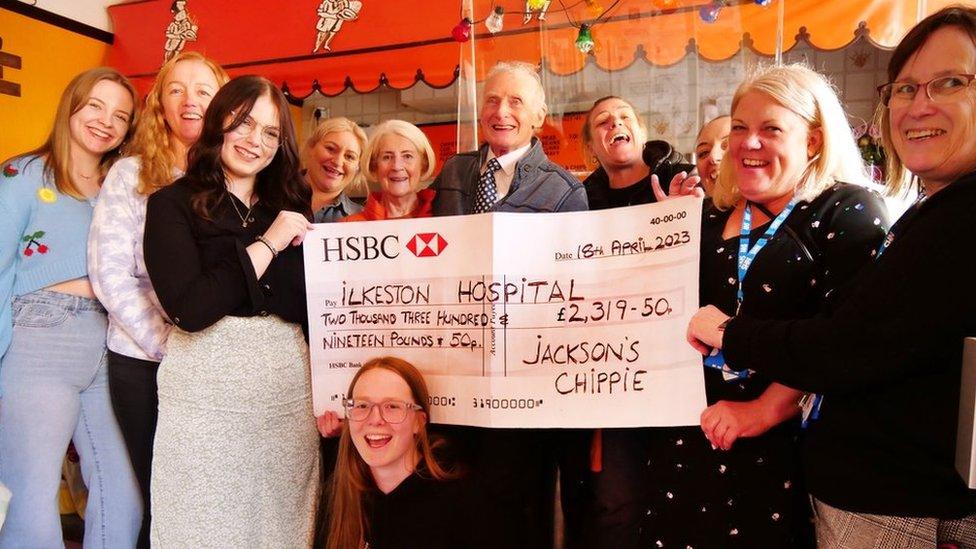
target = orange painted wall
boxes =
[0,8,109,161]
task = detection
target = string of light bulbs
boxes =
[452,0,776,52]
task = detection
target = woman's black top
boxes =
[362,473,478,549]
[582,140,695,210]
[144,178,307,333]
[642,183,888,549]
[726,172,976,518]
[703,183,889,403]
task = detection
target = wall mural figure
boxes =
[523,0,552,24]
[312,0,363,53]
[163,0,198,63]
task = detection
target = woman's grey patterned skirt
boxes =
[150,315,320,548]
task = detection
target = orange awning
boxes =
[106,0,957,99]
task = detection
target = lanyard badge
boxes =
[704,201,797,382]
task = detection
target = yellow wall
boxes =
[0,8,108,161]
[0,8,307,161]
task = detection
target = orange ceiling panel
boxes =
[106,0,958,98]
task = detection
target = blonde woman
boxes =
[342,119,436,221]
[690,8,976,546]
[0,67,139,548]
[87,50,227,548]
[646,64,889,548]
[304,116,367,222]
[694,114,731,197]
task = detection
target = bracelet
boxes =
[255,235,278,258]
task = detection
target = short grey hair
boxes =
[484,61,547,115]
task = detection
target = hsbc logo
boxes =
[321,235,399,262]
[406,233,448,257]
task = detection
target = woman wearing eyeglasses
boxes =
[688,7,976,546]
[322,356,478,549]
[144,75,319,546]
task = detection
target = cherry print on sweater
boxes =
[22,231,50,257]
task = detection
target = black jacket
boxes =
[582,140,695,210]
[725,172,976,518]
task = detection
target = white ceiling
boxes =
[18,0,121,32]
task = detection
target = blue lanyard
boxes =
[705,200,797,380]
[736,200,797,306]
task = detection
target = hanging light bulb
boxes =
[754,0,773,6]
[652,0,678,10]
[452,18,473,42]
[485,6,505,34]
[585,0,603,17]
[575,24,595,54]
[699,2,721,23]
[528,0,547,9]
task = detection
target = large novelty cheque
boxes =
[305,196,706,428]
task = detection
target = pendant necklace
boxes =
[228,191,255,228]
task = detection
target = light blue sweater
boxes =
[0,155,96,357]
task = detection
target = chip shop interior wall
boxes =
[0,7,108,161]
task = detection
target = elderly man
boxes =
[432,61,587,215]
[431,61,588,549]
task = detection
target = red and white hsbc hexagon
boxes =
[405,232,448,257]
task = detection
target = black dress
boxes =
[641,183,889,548]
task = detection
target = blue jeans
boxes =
[0,290,141,548]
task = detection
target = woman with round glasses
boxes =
[689,6,976,546]
[144,75,318,546]
[322,357,478,549]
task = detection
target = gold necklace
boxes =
[228,192,255,228]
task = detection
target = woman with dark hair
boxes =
[688,6,976,546]
[568,95,699,548]
[580,95,700,209]
[144,75,318,545]
[0,67,140,547]
[323,356,475,549]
